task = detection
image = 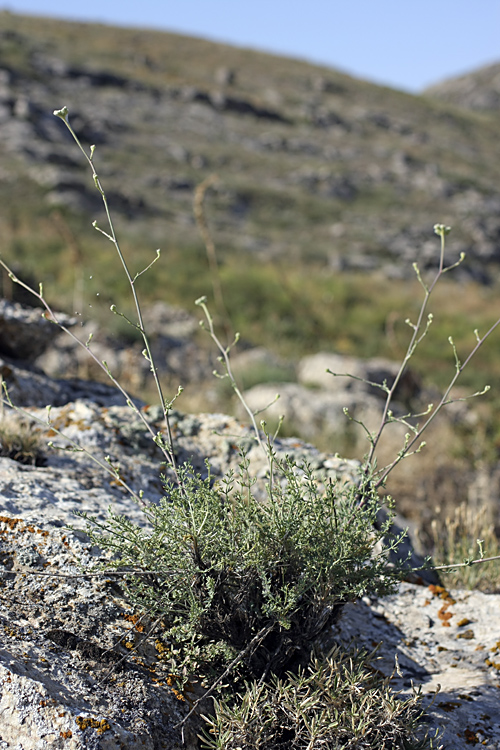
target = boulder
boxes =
[0,300,75,361]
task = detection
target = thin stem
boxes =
[431,554,500,571]
[375,315,500,488]
[53,107,179,483]
[365,228,447,470]
[0,262,176,478]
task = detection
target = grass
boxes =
[431,501,500,593]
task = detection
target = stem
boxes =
[53,107,179,483]
[365,228,447,470]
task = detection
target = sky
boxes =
[1,0,499,93]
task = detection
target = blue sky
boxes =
[2,0,499,92]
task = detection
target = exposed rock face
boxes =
[36,302,213,391]
[0,515,199,750]
[332,584,500,750]
[241,350,421,448]
[0,299,75,361]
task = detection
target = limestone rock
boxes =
[331,582,500,750]
[0,300,75,361]
[0,516,200,750]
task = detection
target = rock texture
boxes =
[0,299,75,362]
[0,515,199,750]
[333,583,500,750]
[37,302,213,390]
[241,350,421,448]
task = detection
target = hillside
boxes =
[1,11,500,386]
[425,60,500,112]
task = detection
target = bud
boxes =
[53,106,69,121]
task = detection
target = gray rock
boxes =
[0,300,75,361]
[298,351,420,403]
[0,516,201,749]
[331,582,500,750]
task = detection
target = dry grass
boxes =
[0,411,45,466]
[430,501,500,592]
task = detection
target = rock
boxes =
[0,299,75,361]
[297,351,420,404]
[241,380,385,441]
[240,348,422,449]
[0,516,201,749]
[330,582,500,750]
[0,356,133,408]
[37,304,213,390]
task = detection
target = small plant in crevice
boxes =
[82,459,404,691]
[200,646,437,750]
[0,408,45,466]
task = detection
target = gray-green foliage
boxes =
[81,457,403,686]
[200,646,436,750]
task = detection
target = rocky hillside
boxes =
[425,61,500,112]
[0,9,500,304]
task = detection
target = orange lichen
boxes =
[457,618,472,627]
[437,604,453,626]
[485,658,500,670]
[428,584,456,605]
[0,516,22,530]
[155,639,169,655]
[456,629,475,640]
[75,716,111,734]
[122,613,145,632]
[60,731,72,739]
[463,728,480,744]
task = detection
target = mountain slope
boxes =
[424,61,500,112]
[1,11,500,280]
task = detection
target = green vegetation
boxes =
[82,460,403,687]
[202,647,434,750]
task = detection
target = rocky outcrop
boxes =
[332,583,500,749]
[0,514,203,750]
[0,309,499,747]
[0,299,75,362]
[36,302,215,392]
[241,350,421,449]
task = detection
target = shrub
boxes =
[82,459,403,688]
